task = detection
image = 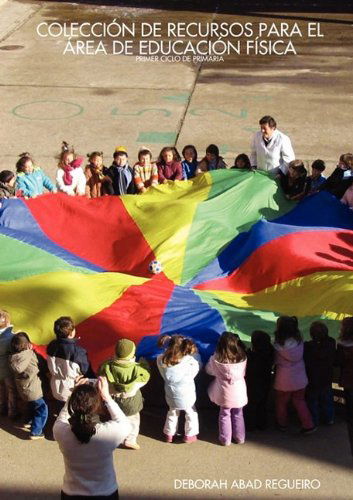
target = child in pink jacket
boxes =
[206,332,247,446]
[274,316,315,434]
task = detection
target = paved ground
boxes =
[0,1,352,177]
[1,2,353,499]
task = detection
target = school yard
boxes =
[1,0,353,498]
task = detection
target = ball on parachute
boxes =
[148,260,163,274]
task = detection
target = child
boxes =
[157,334,201,443]
[9,332,48,439]
[336,316,353,455]
[274,316,315,434]
[0,171,16,199]
[197,144,227,174]
[133,148,158,194]
[15,153,55,198]
[181,145,198,179]
[0,310,17,418]
[245,331,274,431]
[306,159,326,194]
[107,146,135,195]
[56,141,86,196]
[206,332,247,446]
[157,147,183,184]
[279,159,308,201]
[341,184,353,209]
[231,154,252,170]
[99,338,150,450]
[320,153,353,199]
[46,316,93,412]
[84,151,112,198]
[304,321,336,427]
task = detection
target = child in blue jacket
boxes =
[15,153,55,198]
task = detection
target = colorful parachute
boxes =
[1,170,352,370]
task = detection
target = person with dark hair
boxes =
[15,153,55,198]
[157,334,201,443]
[0,170,17,199]
[304,322,336,427]
[106,146,135,196]
[273,316,315,434]
[250,115,295,174]
[47,316,94,413]
[231,154,252,170]
[84,151,113,198]
[157,147,183,183]
[197,144,227,173]
[336,316,353,456]
[245,331,274,431]
[133,148,158,194]
[9,332,48,439]
[54,376,131,499]
[181,145,198,179]
[206,332,247,446]
[306,159,326,194]
[99,339,150,450]
[280,159,308,200]
[320,153,353,199]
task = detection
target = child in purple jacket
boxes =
[206,332,247,446]
[274,316,315,434]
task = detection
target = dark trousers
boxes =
[344,389,353,456]
[245,390,270,431]
[306,386,334,426]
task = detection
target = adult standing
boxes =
[53,376,131,499]
[250,116,295,175]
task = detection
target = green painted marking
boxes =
[137,132,177,144]
[111,108,172,117]
[12,100,84,120]
[189,108,247,119]
[163,93,189,103]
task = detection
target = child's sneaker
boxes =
[124,441,140,450]
[183,435,197,443]
[300,426,317,435]
[19,423,31,432]
[164,434,174,443]
[29,434,44,440]
[219,440,231,446]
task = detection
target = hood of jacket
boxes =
[208,356,246,384]
[274,339,303,361]
[9,349,33,374]
[100,358,150,393]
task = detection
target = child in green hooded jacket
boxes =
[99,339,150,450]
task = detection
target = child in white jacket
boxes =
[157,334,201,443]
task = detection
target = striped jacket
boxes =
[133,162,158,192]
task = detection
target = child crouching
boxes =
[9,332,48,439]
[99,339,150,450]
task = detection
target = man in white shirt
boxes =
[250,116,295,175]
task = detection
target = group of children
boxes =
[1,142,352,208]
[1,309,353,453]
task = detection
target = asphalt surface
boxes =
[1,2,353,499]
